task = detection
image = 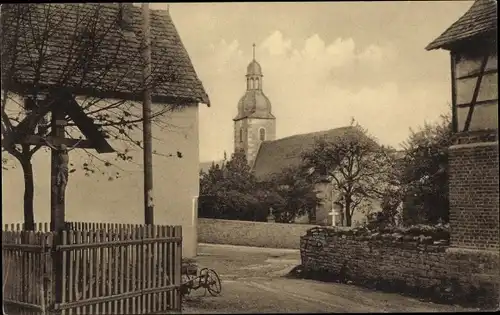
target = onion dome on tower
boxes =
[233,44,275,121]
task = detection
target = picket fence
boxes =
[2,222,183,315]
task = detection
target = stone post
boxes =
[267,207,275,223]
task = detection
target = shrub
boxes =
[305,223,450,243]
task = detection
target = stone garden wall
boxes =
[198,218,319,249]
[300,226,499,309]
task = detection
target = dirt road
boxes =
[182,244,474,313]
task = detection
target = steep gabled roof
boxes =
[252,126,360,181]
[1,4,209,105]
[426,0,497,51]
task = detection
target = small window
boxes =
[259,128,266,141]
[239,128,243,142]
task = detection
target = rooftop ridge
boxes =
[264,125,355,144]
[1,3,210,105]
[426,0,497,51]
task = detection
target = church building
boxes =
[233,46,380,226]
[233,44,276,167]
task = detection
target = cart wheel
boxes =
[199,268,209,296]
[205,269,222,296]
[181,274,195,296]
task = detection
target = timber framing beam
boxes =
[463,51,490,132]
[65,97,114,153]
[11,91,115,153]
[456,68,497,80]
[14,98,54,135]
[456,99,498,108]
[19,135,95,148]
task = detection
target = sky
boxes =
[150,1,474,162]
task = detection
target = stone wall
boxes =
[246,118,276,166]
[449,130,499,251]
[198,218,317,249]
[234,117,276,166]
[300,226,499,309]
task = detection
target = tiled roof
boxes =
[252,126,364,181]
[426,0,497,51]
[1,4,210,105]
[234,90,275,120]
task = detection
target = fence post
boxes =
[175,226,182,311]
[42,233,53,315]
[51,231,63,315]
[20,230,27,306]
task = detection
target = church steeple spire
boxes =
[246,44,263,91]
[233,45,276,166]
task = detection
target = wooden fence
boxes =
[2,223,183,315]
[2,225,52,315]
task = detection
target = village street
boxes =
[2,2,497,314]
[182,244,474,313]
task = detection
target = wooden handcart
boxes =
[180,264,222,298]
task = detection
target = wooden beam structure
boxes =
[50,108,67,232]
[13,95,114,153]
[19,135,95,148]
[64,97,114,153]
[10,91,115,238]
[142,3,154,225]
[450,52,458,133]
[15,97,54,135]
[463,51,490,132]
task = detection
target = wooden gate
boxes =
[2,223,183,315]
[2,225,53,315]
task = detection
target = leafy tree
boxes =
[302,123,394,227]
[1,4,183,230]
[199,151,266,221]
[376,148,406,226]
[200,151,321,223]
[400,114,452,225]
[262,166,320,223]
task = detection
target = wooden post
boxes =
[50,106,67,315]
[450,51,458,133]
[50,108,67,232]
[463,51,489,132]
[142,3,154,225]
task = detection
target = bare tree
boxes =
[302,122,394,226]
[1,4,187,229]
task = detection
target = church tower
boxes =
[233,44,276,166]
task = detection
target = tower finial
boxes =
[252,43,256,60]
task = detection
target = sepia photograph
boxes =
[1,1,498,314]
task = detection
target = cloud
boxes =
[261,31,292,56]
[358,44,385,65]
[195,31,449,161]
